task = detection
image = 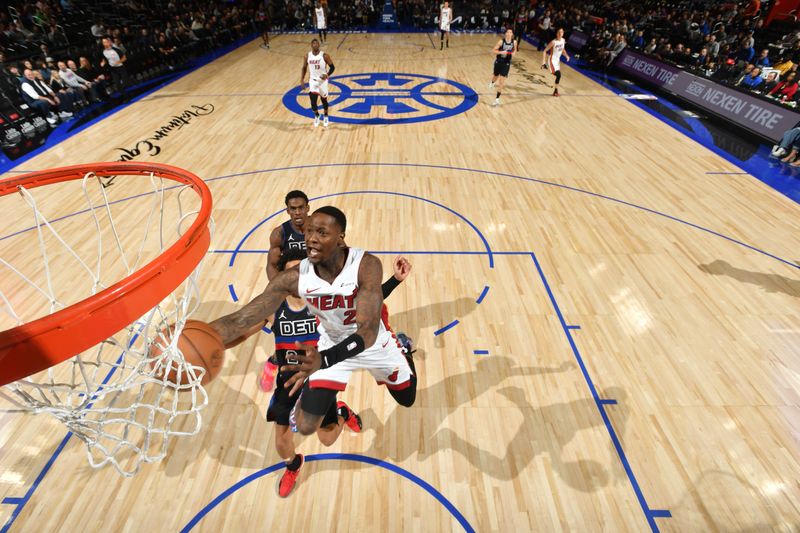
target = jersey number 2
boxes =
[343,309,357,325]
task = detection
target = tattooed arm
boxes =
[210,267,299,348]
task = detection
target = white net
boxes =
[0,170,213,476]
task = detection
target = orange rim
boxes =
[0,162,212,387]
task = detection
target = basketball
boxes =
[152,320,226,386]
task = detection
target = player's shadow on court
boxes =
[350,356,627,493]
[698,260,800,298]
[161,376,268,477]
[389,297,477,360]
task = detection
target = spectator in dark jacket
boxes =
[736,41,755,64]
[768,72,798,102]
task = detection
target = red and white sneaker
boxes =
[259,359,278,392]
[278,454,304,498]
[337,401,362,433]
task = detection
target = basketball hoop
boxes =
[0,162,214,476]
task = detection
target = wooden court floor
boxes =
[1,33,799,532]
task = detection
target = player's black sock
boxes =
[337,405,350,421]
[323,30,327,41]
[388,374,417,407]
[321,98,328,113]
[310,93,319,115]
[286,454,302,471]
[496,92,500,99]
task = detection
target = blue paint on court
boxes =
[227,283,238,302]
[207,164,798,270]
[226,189,494,269]
[475,285,489,304]
[180,453,475,532]
[224,190,495,339]
[473,349,489,355]
[433,319,459,336]
[7,163,795,270]
[528,251,668,531]
[281,72,478,124]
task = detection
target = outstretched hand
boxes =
[392,256,412,281]
[280,341,323,396]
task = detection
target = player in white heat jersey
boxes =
[300,38,335,128]
[439,1,452,50]
[542,28,570,97]
[313,2,327,44]
[210,206,417,437]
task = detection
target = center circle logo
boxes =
[282,72,478,125]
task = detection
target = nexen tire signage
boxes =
[615,49,799,142]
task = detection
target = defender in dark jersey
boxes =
[264,249,413,497]
[262,190,311,392]
[267,190,309,280]
[489,28,517,106]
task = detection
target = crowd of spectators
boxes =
[1,0,258,148]
[2,0,799,150]
[553,0,800,107]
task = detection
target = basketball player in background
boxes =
[513,7,527,50]
[300,38,334,128]
[439,1,452,50]
[264,248,412,496]
[542,28,570,97]
[210,206,418,440]
[489,28,516,106]
[267,190,310,281]
[256,2,270,49]
[314,2,327,44]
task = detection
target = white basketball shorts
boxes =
[308,329,413,391]
[308,77,329,98]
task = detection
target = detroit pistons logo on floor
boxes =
[283,73,478,125]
